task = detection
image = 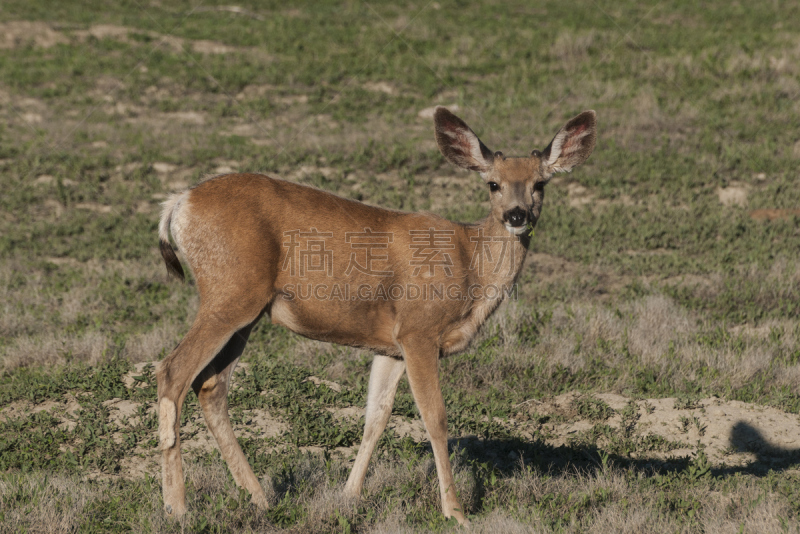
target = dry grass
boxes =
[0,257,195,370]
[549,30,604,68]
[0,474,89,534]
[121,321,184,363]
[478,287,800,396]
[3,330,112,370]
[2,461,797,533]
[364,461,800,532]
[627,295,693,365]
[0,452,798,534]
[0,471,167,534]
[2,1,800,530]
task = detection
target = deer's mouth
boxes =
[504,223,528,236]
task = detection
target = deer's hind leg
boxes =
[157,296,267,517]
[192,321,268,508]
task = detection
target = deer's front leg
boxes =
[345,354,406,497]
[399,336,467,525]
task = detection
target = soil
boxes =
[4,362,798,481]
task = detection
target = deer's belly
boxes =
[269,297,399,356]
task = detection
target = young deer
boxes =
[156,107,596,524]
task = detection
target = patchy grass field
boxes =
[2,0,800,531]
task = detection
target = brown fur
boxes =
[156,107,596,525]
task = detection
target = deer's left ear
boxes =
[434,107,495,173]
[541,110,596,178]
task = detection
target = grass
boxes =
[2,0,800,531]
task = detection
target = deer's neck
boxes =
[468,216,530,290]
[440,217,530,356]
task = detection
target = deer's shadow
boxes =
[435,421,800,509]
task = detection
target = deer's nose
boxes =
[505,207,527,228]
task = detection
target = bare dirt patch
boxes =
[0,21,68,49]
[567,182,593,208]
[518,392,800,469]
[73,24,250,57]
[558,179,635,211]
[0,21,272,61]
[6,379,796,480]
[717,183,750,207]
[749,208,800,221]
[363,81,398,95]
[74,202,113,214]
[125,110,208,130]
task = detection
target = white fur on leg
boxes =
[159,398,177,449]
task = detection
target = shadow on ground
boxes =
[436,421,800,510]
[451,421,800,475]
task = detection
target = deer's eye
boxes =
[488,182,500,192]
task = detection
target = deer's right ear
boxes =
[434,107,494,173]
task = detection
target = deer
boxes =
[155,106,596,525]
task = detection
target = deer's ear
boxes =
[541,110,596,177]
[434,107,494,173]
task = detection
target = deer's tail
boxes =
[159,193,186,282]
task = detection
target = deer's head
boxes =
[434,107,596,235]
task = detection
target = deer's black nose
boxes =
[505,207,527,227]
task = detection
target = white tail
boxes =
[156,107,597,523]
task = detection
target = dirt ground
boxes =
[3,361,797,484]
